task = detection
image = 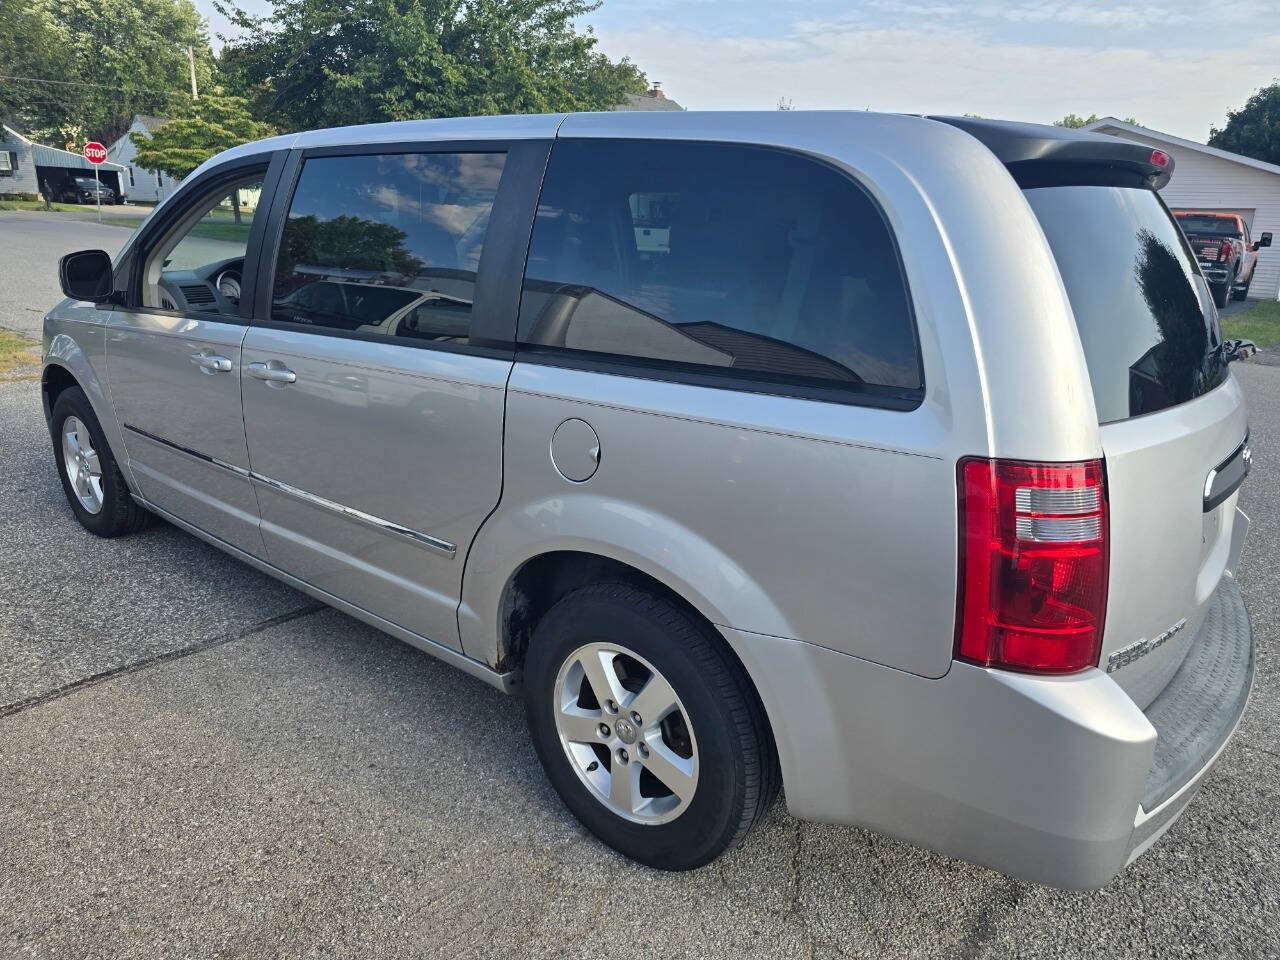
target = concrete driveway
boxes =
[1,217,1278,959]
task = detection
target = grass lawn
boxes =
[0,199,113,213]
[1222,300,1280,350]
[0,329,40,382]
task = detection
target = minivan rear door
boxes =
[1024,184,1248,708]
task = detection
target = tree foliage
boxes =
[1055,113,1140,129]
[278,215,425,283]
[1209,84,1280,166]
[0,0,212,146]
[130,92,275,179]
[214,0,648,132]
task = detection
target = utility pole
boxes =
[187,46,199,100]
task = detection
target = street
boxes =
[1,213,1278,958]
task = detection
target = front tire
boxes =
[1232,274,1251,301]
[50,386,151,537]
[524,581,779,870]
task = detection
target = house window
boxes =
[128,167,135,187]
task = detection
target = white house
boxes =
[1084,118,1280,300]
[106,114,181,205]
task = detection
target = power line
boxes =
[0,74,191,98]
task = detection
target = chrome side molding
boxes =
[252,473,457,558]
[122,423,251,478]
[122,423,457,559]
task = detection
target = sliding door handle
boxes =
[247,360,297,385]
[190,352,232,374]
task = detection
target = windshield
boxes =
[1024,186,1227,423]
[1174,215,1240,238]
[74,178,100,189]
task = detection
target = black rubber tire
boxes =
[524,580,780,871]
[1232,275,1251,301]
[1212,281,1230,309]
[50,386,152,537]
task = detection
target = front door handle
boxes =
[247,360,297,385]
[190,352,233,374]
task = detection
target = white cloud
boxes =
[596,20,1280,140]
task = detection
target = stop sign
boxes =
[83,141,107,165]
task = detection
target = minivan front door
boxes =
[240,145,541,651]
[105,162,276,556]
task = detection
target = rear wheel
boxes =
[1212,280,1230,308]
[524,581,778,870]
[50,387,151,537]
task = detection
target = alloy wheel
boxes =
[553,641,699,825]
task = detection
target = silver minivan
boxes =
[43,112,1254,889]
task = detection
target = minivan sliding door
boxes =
[240,140,548,652]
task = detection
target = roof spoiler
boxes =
[929,116,1174,190]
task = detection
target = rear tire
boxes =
[524,581,779,870]
[50,387,152,537]
[1212,281,1230,308]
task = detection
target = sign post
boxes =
[83,141,107,222]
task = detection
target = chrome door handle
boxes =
[190,352,233,373]
[247,360,297,384]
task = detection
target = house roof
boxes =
[134,114,168,133]
[613,92,684,112]
[1083,116,1280,179]
[2,124,126,171]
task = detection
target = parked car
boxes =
[56,176,117,205]
[1173,210,1271,306]
[43,113,1254,889]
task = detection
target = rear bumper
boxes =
[1199,264,1230,283]
[728,569,1254,889]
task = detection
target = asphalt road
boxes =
[0,211,131,338]
[1,216,1279,958]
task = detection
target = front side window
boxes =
[270,152,506,345]
[140,173,263,315]
[517,140,922,403]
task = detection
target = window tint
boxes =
[1025,186,1227,423]
[517,140,921,401]
[272,152,506,344]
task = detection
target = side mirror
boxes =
[1256,232,1272,250]
[58,249,114,302]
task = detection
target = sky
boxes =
[196,0,1280,142]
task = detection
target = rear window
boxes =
[1174,215,1240,237]
[1024,186,1227,423]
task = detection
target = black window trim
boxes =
[250,137,553,359]
[512,137,926,412]
[116,150,287,322]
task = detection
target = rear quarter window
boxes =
[516,139,922,407]
[1024,186,1227,423]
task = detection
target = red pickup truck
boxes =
[1172,210,1271,307]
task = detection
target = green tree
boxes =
[0,0,212,146]
[1209,84,1280,166]
[1055,113,1140,129]
[130,92,274,181]
[277,215,425,283]
[214,0,648,132]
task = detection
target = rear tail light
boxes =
[1220,240,1232,261]
[955,459,1108,674]
[1149,149,1171,168]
